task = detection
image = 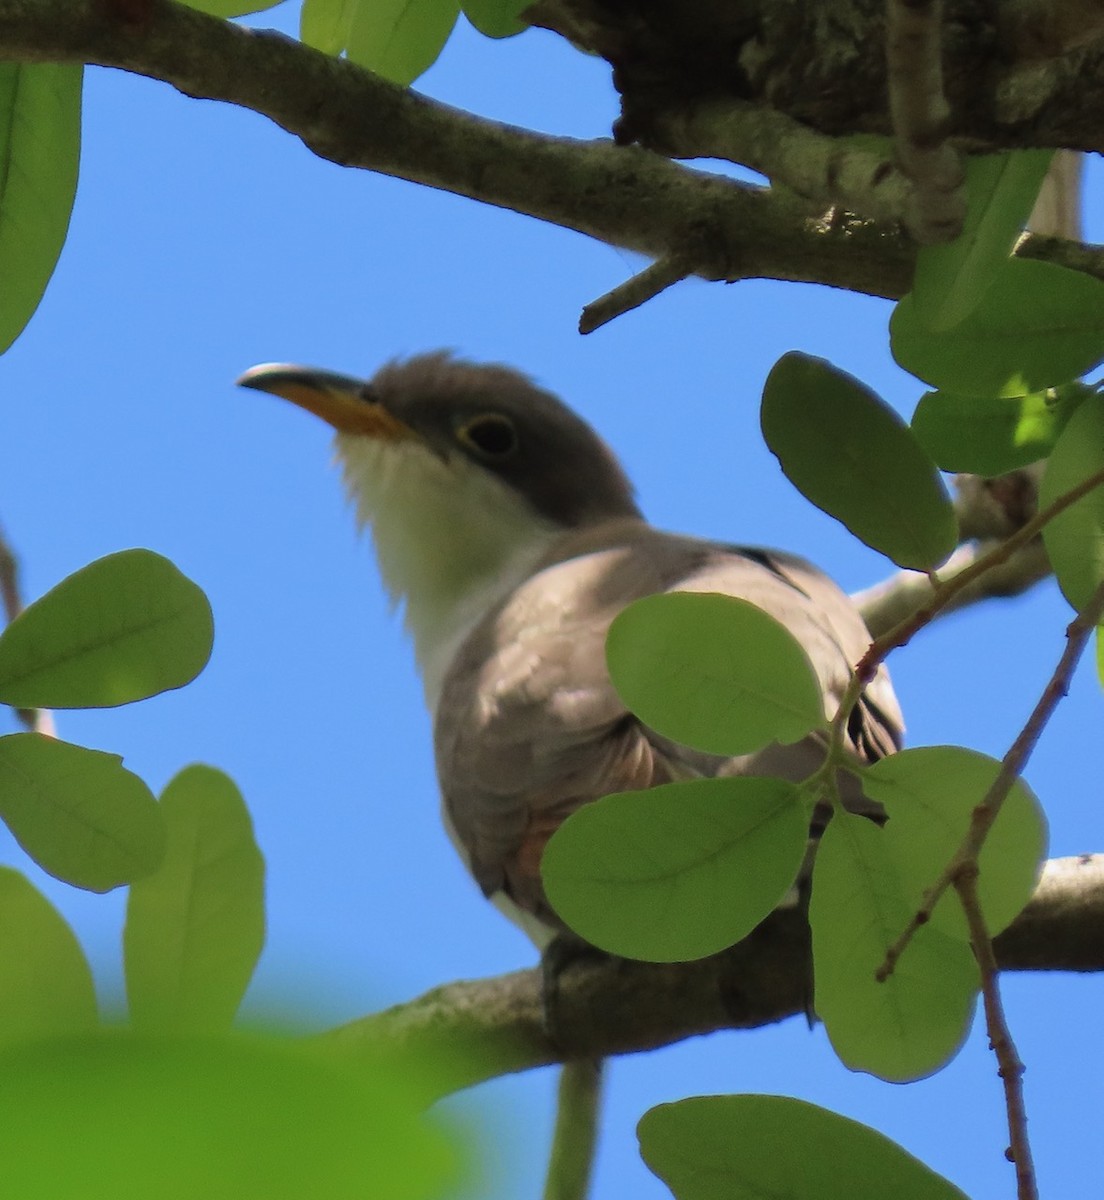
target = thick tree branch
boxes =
[312,855,1104,1099]
[2,0,1103,309]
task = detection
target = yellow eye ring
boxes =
[456,413,519,459]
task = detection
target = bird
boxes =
[238,351,904,949]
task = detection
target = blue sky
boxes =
[1,11,1102,1198]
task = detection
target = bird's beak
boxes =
[236,363,413,439]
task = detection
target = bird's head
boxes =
[238,352,641,696]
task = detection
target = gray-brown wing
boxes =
[434,523,902,925]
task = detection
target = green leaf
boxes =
[0,64,81,354]
[892,258,1104,397]
[179,0,283,14]
[0,1032,462,1200]
[863,746,1047,939]
[639,1094,968,1200]
[301,0,356,54]
[1097,626,1104,690]
[125,766,265,1034]
[606,592,825,758]
[0,868,97,1047]
[346,0,461,85]
[761,352,958,570]
[811,813,978,1081]
[911,383,1086,476]
[0,734,165,892]
[0,549,214,709]
[542,777,810,962]
[462,0,529,38]
[1039,391,1104,610]
[911,150,1052,332]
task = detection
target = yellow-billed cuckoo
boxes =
[238,352,904,947]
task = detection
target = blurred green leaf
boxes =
[462,0,529,37]
[543,777,810,961]
[892,259,1104,397]
[0,549,213,709]
[125,766,265,1034]
[864,746,1047,940]
[911,150,1052,332]
[606,592,825,757]
[0,64,81,354]
[811,813,978,1081]
[0,734,165,892]
[0,1031,462,1200]
[639,1094,968,1200]
[0,868,97,1048]
[911,384,1087,476]
[180,0,283,14]
[1097,626,1104,689]
[761,352,957,570]
[1039,391,1104,610]
[346,0,461,85]
[300,0,355,54]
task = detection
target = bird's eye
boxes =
[457,414,519,459]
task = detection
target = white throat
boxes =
[336,434,561,711]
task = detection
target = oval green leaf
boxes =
[606,592,825,758]
[0,63,81,354]
[1040,391,1104,610]
[462,0,529,37]
[911,384,1086,476]
[639,1095,968,1200]
[0,734,165,892]
[0,1032,461,1200]
[300,0,355,54]
[864,746,1047,939]
[0,549,214,709]
[125,766,265,1034]
[911,150,1052,332]
[892,258,1104,397]
[761,352,957,570]
[0,868,97,1048]
[180,0,283,14]
[811,813,978,1081]
[542,776,810,962]
[346,0,461,85]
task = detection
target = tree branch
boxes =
[312,855,1104,1099]
[1,0,1103,309]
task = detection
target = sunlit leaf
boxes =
[639,1094,968,1200]
[300,0,356,54]
[346,0,461,85]
[180,0,283,15]
[543,777,810,961]
[0,734,165,892]
[0,63,81,354]
[864,746,1047,939]
[1039,391,1104,610]
[125,766,265,1034]
[911,150,1052,332]
[0,1032,462,1200]
[761,352,957,570]
[811,813,978,1081]
[911,384,1087,476]
[892,258,1104,397]
[0,549,213,709]
[606,592,825,757]
[0,868,97,1047]
[462,0,529,37]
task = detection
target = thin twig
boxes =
[579,255,694,333]
[885,0,965,243]
[0,524,55,737]
[878,576,1104,979]
[542,1059,604,1200]
[956,868,1037,1200]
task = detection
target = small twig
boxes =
[956,868,1037,1200]
[885,0,965,243]
[0,524,55,737]
[542,1058,604,1200]
[579,255,694,333]
[879,576,1104,979]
